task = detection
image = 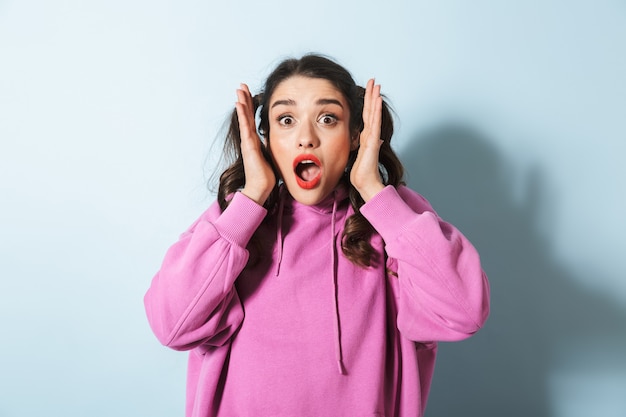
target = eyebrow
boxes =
[270,98,344,109]
[316,98,344,108]
[270,99,296,109]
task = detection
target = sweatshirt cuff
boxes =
[360,185,427,243]
[213,192,267,248]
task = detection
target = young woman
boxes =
[144,54,490,417]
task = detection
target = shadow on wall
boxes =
[401,124,626,417]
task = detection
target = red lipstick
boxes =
[293,154,322,189]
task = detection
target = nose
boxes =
[297,122,319,148]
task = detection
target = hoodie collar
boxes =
[278,183,349,215]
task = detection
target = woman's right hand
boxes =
[235,84,276,205]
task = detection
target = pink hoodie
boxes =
[144,185,490,417]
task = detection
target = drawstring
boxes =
[274,186,346,374]
[275,189,285,277]
[331,191,345,374]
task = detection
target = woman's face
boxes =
[267,76,356,206]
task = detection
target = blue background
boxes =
[1,1,625,416]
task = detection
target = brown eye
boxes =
[278,115,294,126]
[319,114,337,125]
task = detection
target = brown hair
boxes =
[216,54,404,267]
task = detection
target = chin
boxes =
[285,185,330,206]
[291,193,324,206]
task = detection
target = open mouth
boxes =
[293,154,322,189]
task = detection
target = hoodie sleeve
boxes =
[360,185,490,342]
[144,192,267,351]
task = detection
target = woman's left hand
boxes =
[350,79,385,202]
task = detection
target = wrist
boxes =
[356,182,385,202]
[241,186,271,206]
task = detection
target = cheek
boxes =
[333,133,353,157]
[268,141,290,175]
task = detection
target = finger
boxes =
[370,87,382,141]
[362,82,382,148]
[363,81,380,125]
[235,98,252,140]
[240,84,255,121]
[241,84,258,134]
[236,107,258,159]
[236,86,258,145]
[361,79,373,146]
[236,85,254,128]
[362,79,374,126]
[369,84,381,123]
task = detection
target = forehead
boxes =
[269,76,348,107]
